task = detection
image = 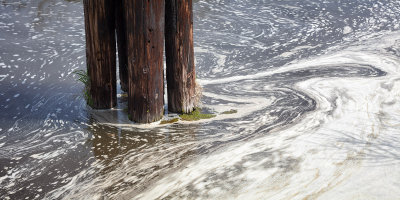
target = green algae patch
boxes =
[180,108,216,121]
[160,118,179,125]
[221,109,238,114]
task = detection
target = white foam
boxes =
[343,26,353,34]
[133,31,400,200]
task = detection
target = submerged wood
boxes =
[83,0,117,109]
[124,0,165,123]
[165,0,196,113]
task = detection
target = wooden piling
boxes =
[165,0,196,113]
[83,0,117,109]
[124,0,165,123]
[115,0,128,92]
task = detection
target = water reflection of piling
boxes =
[87,121,200,197]
[90,125,159,165]
[83,0,197,123]
[89,121,199,177]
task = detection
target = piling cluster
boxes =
[83,0,196,123]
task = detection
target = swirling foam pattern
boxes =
[1,0,400,199]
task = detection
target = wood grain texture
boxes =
[124,0,165,123]
[165,0,196,113]
[83,0,117,109]
[115,0,128,92]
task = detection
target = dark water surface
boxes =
[1,0,400,199]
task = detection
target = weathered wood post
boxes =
[115,0,128,92]
[83,0,117,109]
[165,0,196,113]
[124,0,165,123]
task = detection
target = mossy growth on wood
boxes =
[179,108,216,121]
[160,118,179,125]
[221,109,238,114]
[73,70,93,107]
